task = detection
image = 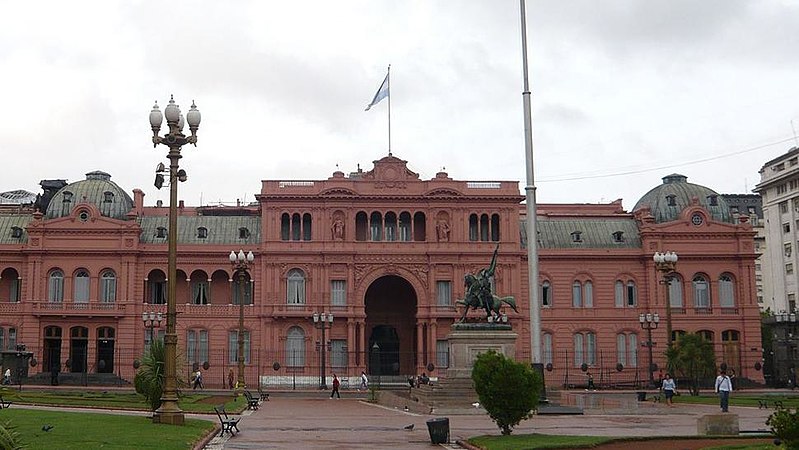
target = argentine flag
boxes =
[365,73,389,111]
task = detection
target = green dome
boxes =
[45,171,134,220]
[633,174,733,224]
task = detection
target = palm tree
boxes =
[134,339,187,411]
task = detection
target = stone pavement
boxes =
[203,392,776,449]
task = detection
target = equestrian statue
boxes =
[457,245,519,322]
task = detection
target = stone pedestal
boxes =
[697,414,739,435]
[414,323,517,413]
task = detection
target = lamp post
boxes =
[149,95,201,425]
[142,311,163,351]
[312,312,333,389]
[229,250,254,395]
[653,251,678,350]
[639,312,659,386]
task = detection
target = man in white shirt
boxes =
[714,369,733,412]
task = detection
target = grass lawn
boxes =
[672,392,799,409]
[0,408,215,450]
[0,388,244,413]
[468,434,614,449]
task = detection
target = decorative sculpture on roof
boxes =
[457,244,518,322]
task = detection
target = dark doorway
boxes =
[96,327,115,373]
[364,275,417,376]
[69,326,88,373]
[43,326,62,373]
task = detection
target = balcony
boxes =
[31,301,127,317]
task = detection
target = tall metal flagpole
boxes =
[520,0,541,366]
[387,65,392,156]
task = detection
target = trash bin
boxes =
[426,417,449,444]
[636,391,647,401]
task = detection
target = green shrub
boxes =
[767,407,799,450]
[471,350,541,435]
[0,420,24,449]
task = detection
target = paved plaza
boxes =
[202,391,776,449]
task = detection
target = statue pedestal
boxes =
[415,323,517,414]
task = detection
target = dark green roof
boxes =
[0,215,32,244]
[139,216,261,245]
[45,171,134,220]
[633,174,732,224]
[521,217,641,249]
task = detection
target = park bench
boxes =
[758,399,784,409]
[0,397,11,409]
[243,391,260,410]
[257,385,270,401]
[214,405,241,436]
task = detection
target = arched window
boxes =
[228,330,250,364]
[626,281,637,306]
[468,214,479,241]
[197,227,208,239]
[490,214,500,241]
[355,212,368,241]
[100,270,116,303]
[399,212,412,241]
[287,269,306,304]
[697,330,714,342]
[692,274,710,309]
[286,326,305,367]
[480,214,489,241]
[191,271,209,305]
[48,270,64,302]
[74,270,90,303]
[573,333,584,366]
[302,213,312,241]
[540,280,551,307]
[628,334,638,367]
[384,212,397,241]
[614,279,636,306]
[542,332,553,365]
[668,275,683,308]
[719,274,735,308]
[147,270,167,305]
[370,212,383,241]
[292,213,301,241]
[281,213,291,241]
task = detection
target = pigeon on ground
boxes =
[404,424,414,430]
[41,425,54,432]
[472,402,480,408]
[403,406,409,411]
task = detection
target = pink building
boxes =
[0,159,762,388]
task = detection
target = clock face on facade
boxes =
[691,213,704,226]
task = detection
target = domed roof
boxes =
[633,174,733,224]
[45,171,134,220]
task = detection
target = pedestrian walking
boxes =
[192,369,203,390]
[330,373,341,398]
[359,371,368,390]
[714,369,733,412]
[661,373,676,407]
[3,368,10,385]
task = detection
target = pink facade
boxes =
[0,160,763,387]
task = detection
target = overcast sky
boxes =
[2,1,798,210]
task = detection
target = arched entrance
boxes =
[365,275,417,377]
[96,327,115,373]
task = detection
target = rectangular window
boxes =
[74,276,89,303]
[436,281,452,306]
[199,330,208,364]
[192,281,209,305]
[583,281,593,308]
[228,331,251,364]
[628,334,638,367]
[542,333,553,365]
[187,330,197,363]
[614,281,624,307]
[784,223,791,234]
[778,184,788,194]
[541,282,551,307]
[436,340,449,368]
[151,281,166,305]
[331,339,347,369]
[331,280,347,306]
[781,201,789,214]
[616,334,626,366]
[786,243,793,257]
[586,332,596,365]
[787,263,794,275]
[8,328,17,352]
[573,334,584,367]
[626,282,637,306]
[572,282,582,308]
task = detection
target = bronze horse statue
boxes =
[456,245,519,322]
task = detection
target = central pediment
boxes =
[361,155,419,183]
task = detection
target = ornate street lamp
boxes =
[141,311,163,351]
[653,251,678,349]
[149,95,200,425]
[229,250,254,395]
[639,312,659,387]
[312,312,333,390]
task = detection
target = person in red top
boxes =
[330,373,341,399]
